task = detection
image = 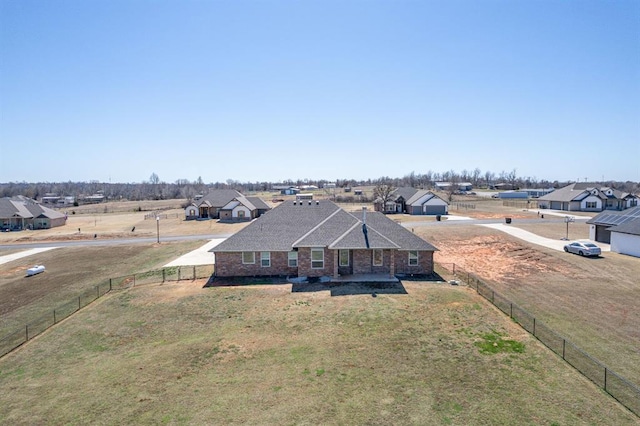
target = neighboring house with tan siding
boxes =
[0,198,67,230]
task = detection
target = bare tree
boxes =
[373,182,396,211]
[507,169,518,189]
[445,172,461,202]
[472,168,481,188]
[149,173,160,185]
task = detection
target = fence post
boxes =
[162,268,166,283]
[604,368,608,392]
[97,285,100,299]
[533,318,536,336]
[54,309,57,324]
[179,267,181,281]
[492,290,495,304]
[78,296,81,310]
[453,264,456,275]
[510,303,513,318]
[193,265,196,281]
[26,325,29,341]
[109,278,112,291]
[133,274,136,287]
[562,339,566,359]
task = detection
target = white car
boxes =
[563,242,601,257]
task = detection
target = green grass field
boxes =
[0,281,636,424]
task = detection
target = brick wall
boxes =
[214,251,297,277]
[394,250,434,275]
[297,247,335,277]
[352,249,392,275]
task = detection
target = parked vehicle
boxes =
[563,241,601,257]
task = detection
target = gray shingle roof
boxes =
[212,200,341,252]
[0,198,65,220]
[196,190,242,208]
[212,200,438,253]
[351,210,438,251]
[537,183,585,202]
[392,187,419,202]
[245,196,270,210]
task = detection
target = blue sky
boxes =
[1,0,638,184]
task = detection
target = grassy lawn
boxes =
[421,224,640,386]
[0,281,636,424]
[0,241,206,337]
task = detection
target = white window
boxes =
[288,251,298,267]
[242,252,255,264]
[311,248,324,269]
[408,251,418,266]
[238,210,246,218]
[586,201,597,209]
[260,251,270,267]
[339,250,349,267]
[373,249,383,266]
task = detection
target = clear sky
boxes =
[1,0,638,184]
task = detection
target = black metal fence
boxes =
[436,262,640,417]
[0,265,214,359]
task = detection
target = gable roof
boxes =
[195,190,242,208]
[539,183,635,203]
[245,196,270,210]
[392,187,420,202]
[537,183,588,202]
[211,200,437,253]
[0,198,66,220]
[405,190,446,207]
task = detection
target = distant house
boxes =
[219,196,271,222]
[0,198,67,230]
[537,183,639,212]
[280,187,299,195]
[374,187,448,216]
[587,206,640,258]
[211,200,438,280]
[435,182,473,191]
[184,190,270,220]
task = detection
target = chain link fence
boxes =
[436,262,640,417]
[0,265,214,358]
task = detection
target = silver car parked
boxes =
[563,241,601,257]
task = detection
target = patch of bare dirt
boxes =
[433,234,580,282]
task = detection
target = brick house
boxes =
[374,187,448,215]
[211,200,438,280]
[185,190,270,220]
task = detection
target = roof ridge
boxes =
[291,206,341,247]
[328,221,361,249]
[341,210,401,249]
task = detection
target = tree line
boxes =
[1,169,638,203]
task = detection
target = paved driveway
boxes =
[163,238,226,267]
[479,223,610,252]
